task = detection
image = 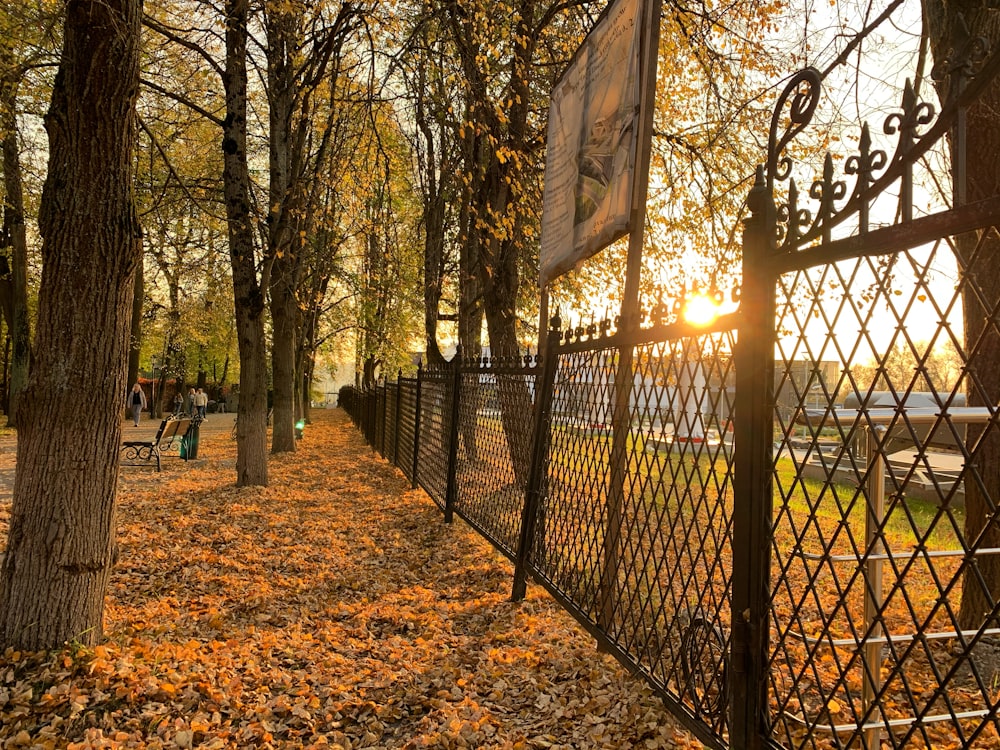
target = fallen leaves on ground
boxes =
[0,410,702,749]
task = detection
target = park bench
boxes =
[120,416,193,472]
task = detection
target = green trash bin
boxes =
[181,416,202,460]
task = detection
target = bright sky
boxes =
[547,0,965,368]
[784,0,963,363]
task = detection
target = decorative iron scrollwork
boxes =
[775,179,811,247]
[680,612,730,720]
[843,123,888,231]
[766,67,822,189]
[883,80,935,145]
[765,68,947,251]
[931,13,990,98]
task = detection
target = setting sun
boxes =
[682,293,721,327]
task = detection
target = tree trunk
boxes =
[298,271,328,425]
[418,91,447,367]
[0,0,143,650]
[223,0,268,486]
[925,1,1000,629]
[363,356,379,389]
[164,274,184,414]
[270,258,298,452]
[1,332,9,415]
[265,5,297,453]
[127,262,143,396]
[472,134,533,482]
[155,368,168,419]
[458,197,483,462]
[300,355,312,424]
[482,262,533,484]
[0,55,30,429]
[297,315,311,426]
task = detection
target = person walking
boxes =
[173,391,184,415]
[188,388,197,417]
[127,383,147,427]
[196,388,208,419]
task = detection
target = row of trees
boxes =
[0,0,792,490]
[2,0,998,656]
[0,0,433,647]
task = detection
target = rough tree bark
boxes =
[414,60,449,367]
[458,124,483,461]
[223,0,269,486]
[298,270,329,425]
[127,262,143,399]
[270,257,299,452]
[265,3,299,454]
[0,0,143,649]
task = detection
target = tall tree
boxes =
[127,263,143,401]
[0,0,143,649]
[0,1,59,427]
[395,15,464,365]
[440,0,539,359]
[0,50,31,429]
[427,0,602,478]
[352,106,423,387]
[263,0,364,453]
[144,0,272,485]
[222,0,269,485]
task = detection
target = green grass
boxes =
[773,455,962,552]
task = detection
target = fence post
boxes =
[411,360,423,489]
[382,383,388,455]
[358,389,365,437]
[731,165,776,750]
[361,389,369,443]
[377,383,386,455]
[513,318,560,601]
[444,346,463,524]
[368,385,376,445]
[393,369,403,468]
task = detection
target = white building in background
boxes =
[311,359,355,407]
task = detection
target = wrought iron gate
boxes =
[731,33,1000,750]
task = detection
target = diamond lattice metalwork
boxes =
[525,330,737,738]
[453,359,539,559]
[415,366,452,510]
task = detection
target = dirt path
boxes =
[0,410,238,519]
[0,409,702,749]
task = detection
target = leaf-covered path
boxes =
[0,409,703,749]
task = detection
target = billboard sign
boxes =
[538,0,644,287]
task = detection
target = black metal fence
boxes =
[343,41,1000,750]
[343,356,542,557]
[343,326,741,748]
